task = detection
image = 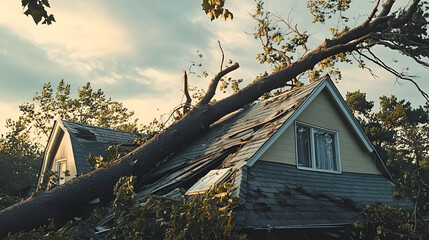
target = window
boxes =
[56,160,67,185]
[296,123,340,172]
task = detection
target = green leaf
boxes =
[24,7,44,25]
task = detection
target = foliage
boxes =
[251,1,309,75]
[307,0,351,24]
[346,90,374,116]
[87,144,136,171]
[345,92,429,239]
[0,119,42,209]
[19,80,137,141]
[22,0,55,25]
[1,80,139,207]
[5,176,246,239]
[201,0,233,21]
[344,203,429,239]
[392,165,429,213]
[107,176,246,240]
[251,0,354,82]
[346,92,428,163]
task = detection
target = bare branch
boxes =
[350,52,379,78]
[218,41,225,71]
[199,63,240,105]
[183,71,192,114]
[363,0,381,26]
[378,41,429,68]
[357,50,429,102]
[272,13,308,51]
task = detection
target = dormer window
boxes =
[295,122,340,173]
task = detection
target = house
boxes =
[118,75,413,238]
[38,119,137,187]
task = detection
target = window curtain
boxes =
[314,131,336,171]
[296,125,311,168]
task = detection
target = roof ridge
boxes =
[61,119,136,135]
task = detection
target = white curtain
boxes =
[314,131,336,171]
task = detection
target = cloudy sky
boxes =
[1,0,428,135]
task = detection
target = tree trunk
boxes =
[0,0,423,236]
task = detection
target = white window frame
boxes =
[295,121,341,174]
[56,159,67,185]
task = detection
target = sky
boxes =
[0,0,428,136]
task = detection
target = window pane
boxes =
[314,130,337,171]
[296,125,311,168]
[57,161,66,185]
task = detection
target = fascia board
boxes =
[38,118,70,185]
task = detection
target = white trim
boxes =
[56,158,67,185]
[295,121,342,174]
[38,118,69,187]
[247,76,377,168]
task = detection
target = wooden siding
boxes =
[259,89,381,175]
[50,131,77,182]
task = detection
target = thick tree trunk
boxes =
[0,0,422,236]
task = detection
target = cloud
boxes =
[0,101,20,135]
[0,1,134,60]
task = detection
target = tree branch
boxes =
[363,0,381,26]
[218,41,224,71]
[183,71,192,115]
[199,63,240,105]
[358,50,429,102]
[377,41,429,68]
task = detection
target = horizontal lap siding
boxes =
[260,89,381,175]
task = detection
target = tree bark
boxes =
[0,0,424,236]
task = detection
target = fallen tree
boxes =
[1,0,428,236]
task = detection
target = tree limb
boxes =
[358,50,429,102]
[377,41,429,68]
[183,71,192,115]
[199,63,240,105]
[218,41,225,71]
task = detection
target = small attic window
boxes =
[295,122,341,173]
[186,168,232,196]
[74,127,96,141]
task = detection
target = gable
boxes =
[38,122,77,186]
[259,89,381,175]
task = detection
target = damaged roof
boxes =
[133,76,408,230]
[62,120,137,174]
[136,77,320,197]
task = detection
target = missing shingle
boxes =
[274,186,297,208]
[73,127,96,141]
[253,202,271,212]
[249,188,268,199]
[293,185,362,211]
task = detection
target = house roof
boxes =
[234,160,412,230]
[130,75,407,230]
[61,120,137,174]
[136,77,321,196]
